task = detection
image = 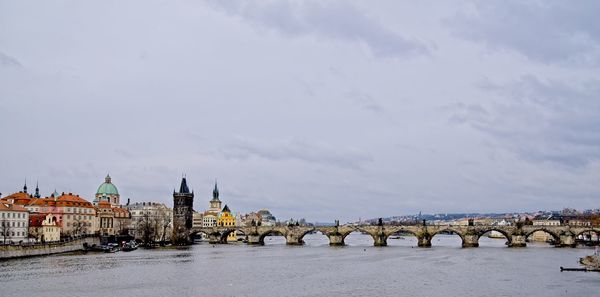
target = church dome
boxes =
[96,174,119,195]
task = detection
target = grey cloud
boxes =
[206,0,429,58]
[344,90,384,114]
[0,52,22,67]
[219,137,373,170]
[449,1,600,65]
[451,76,600,167]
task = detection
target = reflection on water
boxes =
[2,234,598,297]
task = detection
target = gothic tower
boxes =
[172,176,194,244]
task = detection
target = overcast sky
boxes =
[1,1,599,222]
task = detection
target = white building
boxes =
[0,202,29,244]
[126,202,173,241]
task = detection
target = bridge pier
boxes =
[327,233,345,246]
[508,235,526,247]
[462,234,479,248]
[373,232,387,247]
[247,234,262,245]
[286,234,304,245]
[417,234,432,247]
[208,233,221,244]
[557,233,576,248]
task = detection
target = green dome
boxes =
[96,174,119,195]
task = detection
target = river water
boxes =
[1,234,599,297]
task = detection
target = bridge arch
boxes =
[342,230,375,246]
[525,228,560,246]
[219,228,247,243]
[574,229,600,238]
[299,230,330,246]
[189,230,211,242]
[385,228,419,247]
[258,230,287,245]
[477,228,512,246]
[430,229,466,247]
[574,229,600,245]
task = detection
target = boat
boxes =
[121,240,138,252]
[104,243,120,253]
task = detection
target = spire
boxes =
[105,174,111,183]
[23,179,28,193]
[222,204,230,213]
[213,180,219,200]
[179,176,190,194]
[34,181,40,198]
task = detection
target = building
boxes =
[192,211,203,229]
[54,193,97,236]
[93,175,131,236]
[29,213,60,242]
[94,174,120,206]
[172,177,194,244]
[1,184,97,237]
[202,213,217,228]
[257,209,277,226]
[126,202,173,242]
[202,182,221,227]
[217,205,237,241]
[241,212,262,226]
[0,202,29,244]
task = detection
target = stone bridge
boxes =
[190,224,600,248]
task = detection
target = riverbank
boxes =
[0,236,100,260]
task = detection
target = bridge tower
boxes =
[172,176,194,245]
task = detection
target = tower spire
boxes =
[179,176,190,194]
[23,179,28,193]
[34,181,40,198]
[213,180,219,200]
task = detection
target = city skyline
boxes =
[1,1,599,222]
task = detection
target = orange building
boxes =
[1,185,97,237]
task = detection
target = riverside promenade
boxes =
[0,235,99,259]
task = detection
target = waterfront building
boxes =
[192,211,203,229]
[126,202,173,242]
[29,213,60,242]
[94,174,120,206]
[1,186,97,237]
[202,213,217,227]
[172,177,194,244]
[0,202,29,244]
[217,205,237,241]
[58,193,98,236]
[93,175,131,236]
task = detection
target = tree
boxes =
[158,208,172,244]
[72,217,84,236]
[1,217,11,244]
[138,212,155,247]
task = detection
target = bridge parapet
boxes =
[190,224,600,248]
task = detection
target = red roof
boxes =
[0,202,28,212]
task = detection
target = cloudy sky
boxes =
[1,1,599,222]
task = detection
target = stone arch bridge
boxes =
[191,224,600,248]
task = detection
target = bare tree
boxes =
[1,217,11,244]
[138,212,155,247]
[73,217,83,236]
[158,208,172,244]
